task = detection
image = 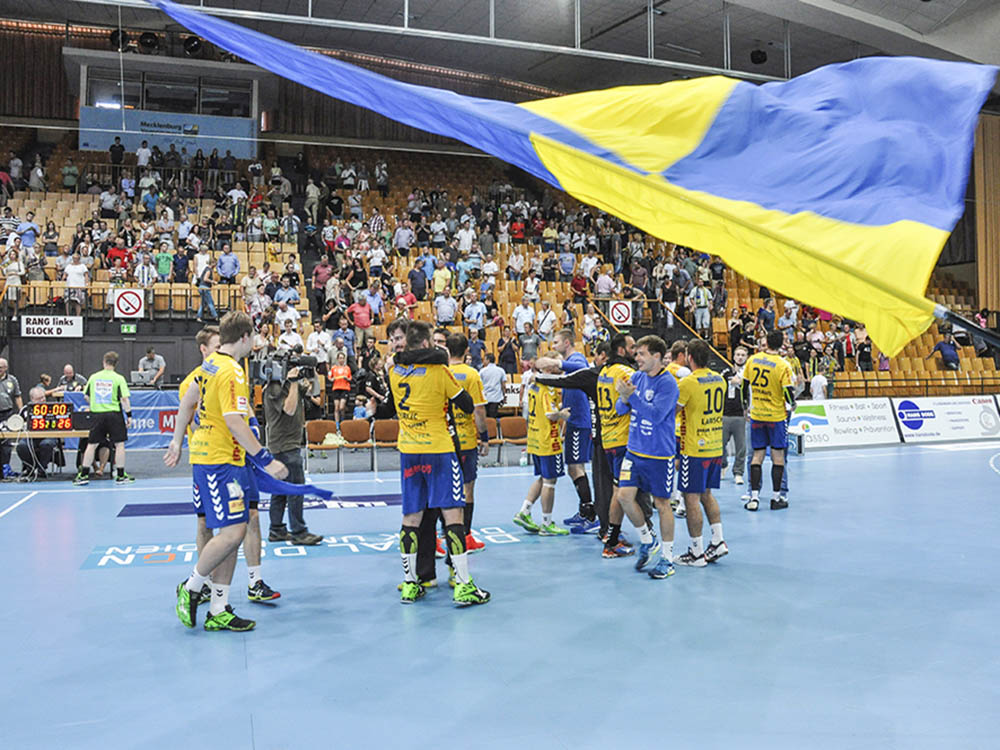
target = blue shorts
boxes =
[459,448,478,484]
[678,454,722,494]
[194,463,259,516]
[192,463,252,529]
[564,426,592,464]
[400,453,466,515]
[618,451,673,498]
[532,453,565,480]
[750,419,788,451]
[605,446,627,484]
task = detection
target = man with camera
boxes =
[263,354,323,545]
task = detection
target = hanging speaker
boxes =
[750,49,768,65]
[109,29,130,51]
[139,32,159,53]
[183,36,203,57]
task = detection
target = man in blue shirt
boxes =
[756,298,776,333]
[558,246,576,281]
[407,264,427,301]
[456,252,475,289]
[535,328,597,531]
[467,328,487,370]
[434,288,458,325]
[613,334,679,579]
[274,278,300,304]
[420,251,437,283]
[15,212,39,248]
[926,332,961,370]
[364,283,384,322]
[215,243,240,284]
[335,318,356,358]
[463,292,486,332]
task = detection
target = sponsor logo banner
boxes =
[788,398,898,448]
[894,396,1000,443]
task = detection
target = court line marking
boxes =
[988,453,1000,477]
[0,491,38,519]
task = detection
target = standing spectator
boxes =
[480,353,508,418]
[16,211,40,250]
[394,281,418,319]
[756,297,776,333]
[346,293,374,346]
[278,319,304,350]
[195,257,217,322]
[3,247,24,320]
[328,351,352,429]
[497,325,519,374]
[406,262,427,301]
[512,298,535,334]
[519,322,542,362]
[434,287,459,326]
[216,243,240,284]
[536,300,557,342]
[462,290,486,332]
[61,157,80,193]
[856,334,873,372]
[687,277,712,339]
[62,253,89,316]
[720,346,748,484]
[393,220,415,257]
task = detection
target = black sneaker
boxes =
[115,472,136,485]
[248,580,281,602]
[290,531,323,546]
[268,529,292,542]
[198,583,212,606]
[204,605,256,631]
[770,497,789,510]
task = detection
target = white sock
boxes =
[248,565,262,587]
[677,496,686,511]
[520,499,534,516]
[542,512,552,525]
[662,540,673,561]
[185,568,210,593]
[710,523,724,545]
[638,524,653,544]
[751,490,759,500]
[690,536,704,556]
[401,552,417,583]
[209,583,230,616]
[451,552,470,585]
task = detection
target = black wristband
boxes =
[126,411,133,419]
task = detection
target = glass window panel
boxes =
[200,82,251,118]
[143,76,198,113]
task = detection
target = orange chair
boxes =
[498,416,528,463]
[339,419,374,471]
[372,419,399,472]
[305,419,339,471]
[485,417,503,463]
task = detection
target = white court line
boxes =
[0,490,38,519]
[989,453,1000,477]
[921,441,1000,451]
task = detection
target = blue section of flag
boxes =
[663,58,996,230]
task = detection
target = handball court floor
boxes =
[2,443,999,750]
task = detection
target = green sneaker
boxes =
[453,580,491,607]
[198,584,211,606]
[203,605,256,631]
[72,471,89,486]
[115,472,136,485]
[400,581,426,604]
[448,565,457,589]
[175,581,198,628]
[396,578,437,591]
[539,522,570,536]
[512,511,540,533]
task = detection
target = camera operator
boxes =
[263,361,323,545]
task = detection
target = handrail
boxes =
[585,295,621,335]
[647,296,732,367]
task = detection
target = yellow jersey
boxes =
[744,352,793,422]
[449,363,486,451]
[596,362,634,449]
[526,382,562,456]
[178,366,201,444]
[189,352,251,466]
[666,361,690,438]
[390,362,463,454]
[676,367,725,457]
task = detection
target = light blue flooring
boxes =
[2,443,999,749]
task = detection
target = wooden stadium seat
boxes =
[372,419,399,471]
[499,416,527,448]
[305,419,339,471]
[339,419,374,471]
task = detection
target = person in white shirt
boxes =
[512,298,535,334]
[135,141,151,168]
[62,252,89,316]
[536,300,557,341]
[579,249,599,280]
[507,248,525,281]
[278,318,304,351]
[305,321,332,365]
[457,221,475,253]
[227,185,248,204]
[481,253,499,279]
[194,248,212,279]
[274,300,301,331]
[523,269,540,302]
[810,369,828,401]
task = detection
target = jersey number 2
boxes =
[397,382,411,411]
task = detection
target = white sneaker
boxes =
[744,497,759,511]
[674,548,707,567]
[720,466,728,480]
[734,474,745,485]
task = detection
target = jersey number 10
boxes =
[702,387,724,415]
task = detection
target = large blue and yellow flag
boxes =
[151,0,996,356]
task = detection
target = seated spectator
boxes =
[57,364,87,393]
[138,347,166,387]
[926,332,961,371]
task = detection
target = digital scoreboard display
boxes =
[28,402,74,431]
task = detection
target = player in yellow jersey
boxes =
[166,312,288,632]
[666,339,692,518]
[674,341,729,567]
[446,333,490,553]
[390,321,489,606]
[178,325,280,606]
[513,363,571,537]
[742,331,796,511]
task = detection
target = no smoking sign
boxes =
[113,289,145,319]
[608,300,633,327]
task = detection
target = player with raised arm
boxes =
[166,312,288,631]
[390,321,489,606]
[614,335,680,579]
[674,340,728,567]
[513,361,571,536]
[178,325,279,606]
[742,331,796,511]
[539,329,597,533]
[446,332,490,554]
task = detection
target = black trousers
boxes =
[416,508,444,583]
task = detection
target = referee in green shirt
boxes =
[73,351,135,485]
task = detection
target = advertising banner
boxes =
[79,106,257,158]
[893,395,1000,443]
[65,390,180,450]
[788,398,899,448]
